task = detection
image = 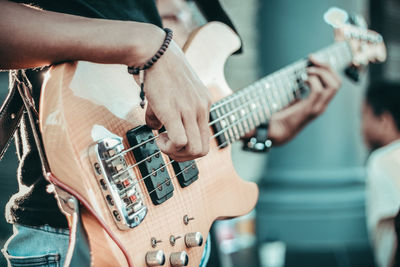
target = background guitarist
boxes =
[0,0,340,266]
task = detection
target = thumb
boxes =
[145,105,163,130]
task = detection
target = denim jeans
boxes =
[2,224,69,267]
[2,224,211,267]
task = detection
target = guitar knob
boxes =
[170,251,189,266]
[184,232,203,248]
[145,250,165,266]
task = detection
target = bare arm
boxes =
[0,1,212,161]
[0,0,165,69]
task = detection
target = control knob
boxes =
[170,251,189,266]
[145,250,165,266]
[184,232,203,248]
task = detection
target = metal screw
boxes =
[157,183,163,191]
[94,163,102,175]
[169,235,182,246]
[183,215,195,225]
[66,197,75,210]
[151,237,162,248]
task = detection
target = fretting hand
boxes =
[267,55,341,145]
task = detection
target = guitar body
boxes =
[39,22,258,267]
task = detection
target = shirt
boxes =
[366,140,400,267]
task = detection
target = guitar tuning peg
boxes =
[345,65,360,82]
[324,7,349,28]
[348,13,368,29]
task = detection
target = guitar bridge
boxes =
[89,137,147,230]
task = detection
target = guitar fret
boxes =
[270,79,282,112]
[211,41,355,148]
[234,95,246,137]
[277,75,290,106]
[229,96,245,138]
[255,82,270,121]
[260,81,272,118]
[287,66,298,102]
[221,100,239,141]
[264,80,277,115]
[244,90,259,128]
[238,92,251,134]
[216,105,233,144]
[236,94,250,136]
[250,85,265,124]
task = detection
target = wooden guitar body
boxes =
[39,22,259,267]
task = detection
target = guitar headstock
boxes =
[324,7,387,68]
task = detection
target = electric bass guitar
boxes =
[39,7,386,267]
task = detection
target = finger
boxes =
[307,67,340,90]
[306,75,324,98]
[156,113,187,154]
[307,73,336,116]
[308,56,341,84]
[182,112,203,158]
[305,75,324,115]
[156,132,188,161]
[145,105,163,130]
[197,107,210,156]
[308,55,330,70]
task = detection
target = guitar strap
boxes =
[2,70,91,267]
[0,71,25,160]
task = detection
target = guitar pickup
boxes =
[158,126,199,187]
[126,125,174,205]
[172,160,199,188]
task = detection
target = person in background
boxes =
[362,81,400,267]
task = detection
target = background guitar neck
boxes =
[210,41,353,146]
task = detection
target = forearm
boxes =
[0,1,164,69]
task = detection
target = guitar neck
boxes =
[210,41,353,146]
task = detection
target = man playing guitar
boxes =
[0,0,340,266]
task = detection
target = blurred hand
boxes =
[144,40,212,161]
[267,55,342,145]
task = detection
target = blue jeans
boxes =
[2,224,69,267]
[2,224,211,266]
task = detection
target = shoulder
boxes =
[367,141,400,180]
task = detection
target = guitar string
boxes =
[106,70,303,164]
[125,138,230,209]
[110,83,295,181]
[109,84,278,177]
[116,43,351,205]
[139,44,353,200]
[116,102,271,197]
[110,41,349,164]
[108,40,346,165]
[109,79,303,185]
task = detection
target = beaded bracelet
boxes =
[127,28,173,108]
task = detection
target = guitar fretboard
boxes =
[210,41,353,146]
